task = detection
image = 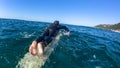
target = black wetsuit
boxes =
[36,22,69,47]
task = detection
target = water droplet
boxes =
[95,66,101,68]
[93,54,96,59]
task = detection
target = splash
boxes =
[16,32,62,68]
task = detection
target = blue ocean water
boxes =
[0,18,120,68]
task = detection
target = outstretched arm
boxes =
[59,25,70,36]
[59,25,70,32]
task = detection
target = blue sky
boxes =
[0,0,120,26]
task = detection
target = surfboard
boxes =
[16,32,62,68]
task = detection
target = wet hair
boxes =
[53,20,59,25]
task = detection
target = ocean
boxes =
[0,18,120,68]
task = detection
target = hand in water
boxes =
[64,31,70,36]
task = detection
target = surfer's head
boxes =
[53,20,59,25]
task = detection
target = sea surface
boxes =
[0,18,120,68]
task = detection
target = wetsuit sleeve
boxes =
[59,25,70,32]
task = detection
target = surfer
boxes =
[29,20,70,56]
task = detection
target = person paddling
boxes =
[29,20,70,56]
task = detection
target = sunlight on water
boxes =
[16,32,62,68]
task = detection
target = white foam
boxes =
[20,32,35,38]
[93,54,96,59]
[16,32,62,68]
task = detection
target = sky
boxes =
[0,0,120,26]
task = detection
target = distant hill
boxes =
[95,23,120,30]
[95,23,120,32]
